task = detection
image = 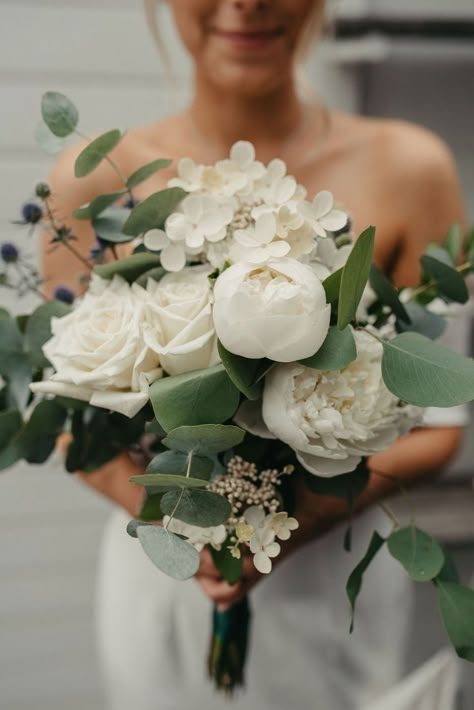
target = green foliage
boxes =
[211,544,243,585]
[396,301,446,340]
[0,409,23,470]
[136,524,200,580]
[346,531,386,632]
[421,248,469,303]
[92,209,133,244]
[35,120,70,154]
[129,472,208,489]
[0,315,34,411]
[381,332,474,407]
[444,224,462,264]
[126,159,172,189]
[163,424,246,456]
[437,548,460,584]
[17,399,67,464]
[322,267,342,304]
[122,188,186,236]
[300,325,356,371]
[161,488,231,527]
[436,581,474,662]
[126,519,154,537]
[217,341,265,400]
[387,526,444,582]
[73,191,126,221]
[41,91,79,138]
[147,450,213,480]
[138,493,164,522]
[150,364,240,432]
[369,264,410,323]
[74,129,123,178]
[94,251,161,282]
[64,407,123,472]
[302,459,370,501]
[337,226,375,329]
[24,300,71,368]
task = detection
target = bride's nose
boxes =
[231,0,270,12]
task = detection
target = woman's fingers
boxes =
[196,575,247,610]
[196,547,223,579]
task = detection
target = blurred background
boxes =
[0,0,473,708]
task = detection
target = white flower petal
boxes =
[268,241,291,259]
[144,229,169,251]
[312,190,334,217]
[253,551,272,574]
[244,506,266,529]
[255,213,277,245]
[160,243,186,272]
[319,209,348,232]
[230,140,255,168]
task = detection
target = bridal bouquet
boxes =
[2,92,474,692]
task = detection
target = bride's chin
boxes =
[203,63,291,98]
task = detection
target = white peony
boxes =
[260,330,422,477]
[30,275,162,418]
[140,266,219,376]
[212,258,331,362]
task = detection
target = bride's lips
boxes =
[213,26,285,50]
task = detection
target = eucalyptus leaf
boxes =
[41,91,78,138]
[129,473,208,489]
[150,364,240,432]
[322,267,343,304]
[35,120,70,154]
[300,325,356,371]
[147,451,213,480]
[138,493,164,522]
[122,188,186,236]
[136,266,166,287]
[369,264,410,323]
[94,251,161,282]
[436,581,474,661]
[126,519,154,538]
[0,352,33,411]
[346,531,386,632]
[217,340,264,400]
[387,526,444,582]
[163,424,246,456]
[444,224,462,264]
[437,548,460,584]
[93,209,132,244]
[396,301,446,340]
[126,158,172,189]
[73,191,126,220]
[17,399,67,464]
[0,409,22,451]
[381,332,474,407]
[74,129,123,178]
[210,544,243,585]
[137,525,200,580]
[0,315,23,352]
[161,488,231,527]
[337,226,375,329]
[420,251,468,304]
[24,300,71,368]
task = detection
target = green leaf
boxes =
[437,548,460,584]
[138,493,164,522]
[369,264,411,323]
[0,409,22,451]
[444,224,462,264]
[94,251,161,282]
[346,531,386,632]
[136,524,200,580]
[41,91,79,138]
[421,251,469,304]
[163,424,245,456]
[24,300,71,368]
[161,488,231,527]
[300,325,356,371]
[0,315,23,352]
[0,351,32,411]
[122,188,186,236]
[147,451,213,480]
[74,129,123,178]
[396,301,446,340]
[35,120,70,154]
[217,341,264,400]
[436,581,474,661]
[322,267,343,304]
[73,191,126,220]
[126,519,154,538]
[92,209,132,244]
[303,459,370,500]
[381,332,474,407]
[17,399,67,464]
[337,226,375,329]
[150,364,240,432]
[210,544,243,585]
[136,266,166,287]
[126,159,172,189]
[129,472,208,489]
[387,526,444,582]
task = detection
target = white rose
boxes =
[260,330,422,476]
[141,265,219,376]
[212,258,331,362]
[30,275,162,418]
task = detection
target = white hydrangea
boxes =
[297,190,348,238]
[163,516,227,551]
[241,506,298,574]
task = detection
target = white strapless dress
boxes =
[95,314,470,710]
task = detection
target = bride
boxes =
[42,1,468,708]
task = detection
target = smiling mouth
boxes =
[213,26,285,48]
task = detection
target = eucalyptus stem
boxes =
[62,239,93,270]
[407,260,472,301]
[13,262,48,302]
[378,500,400,530]
[43,197,92,271]
[164,487,185,531]
[371,467,416,526]
[74,128,135,204]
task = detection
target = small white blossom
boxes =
[298,190,347,238]
[215,141,266,196]
[249,526,281,574]
[233,213,290,264]
[270,512,299,541]
[163,516,227,551]
[144,228,186,272]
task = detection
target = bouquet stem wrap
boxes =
[208,596,252,695]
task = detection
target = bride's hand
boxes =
[195,547,263,610]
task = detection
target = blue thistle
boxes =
[53,285,75,304]
[1,242,19,263]
[21,202,43,225]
